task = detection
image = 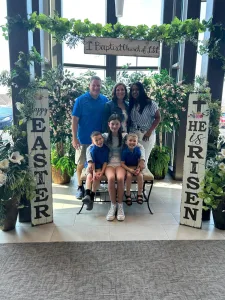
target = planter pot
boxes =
[202,208,211,221]
[153,169,167,180]
[154,174,166,180]
[2,197,19,231]
[19,195,31,223]
[52,166,70,184]
[212,201,225,230]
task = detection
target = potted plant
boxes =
[201,100,221,221]
[51,140,76,184]
[42,66,92,184]
[148,145,170,179]
[198,135,225,229]
[148,70,188,178]
[0,142,36,231]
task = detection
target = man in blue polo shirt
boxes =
[72,76,108,198]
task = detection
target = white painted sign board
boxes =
[27,89,53,226]
[84,37,160,57]
[180,93,210,229]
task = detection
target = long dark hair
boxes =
[107,114,123,147]
[112,82,128,103]
[129,82,151,114]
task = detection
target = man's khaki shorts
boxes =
[75,144,90,165]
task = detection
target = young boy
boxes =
[82,131,109,210]
[121,133,144,206]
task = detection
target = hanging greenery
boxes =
[0,47,43,126]
[3,13,207,44]
[2,12,225,68]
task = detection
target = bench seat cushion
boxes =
[81,168,154,181]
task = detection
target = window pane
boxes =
[137,57,158,67]
[117,0,162,67]
[63,0,106,66]
[117,56,159,68]
[116,69,159,81]
[0,0,10,94]
[118,0,161,27]
[64,44,106,66]
[195,1,207,77]
[117,56,137,67]
[64,67,106,80]
[63,0,106,23]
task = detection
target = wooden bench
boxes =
[77,168,154,214]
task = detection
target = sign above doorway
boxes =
[84,37,160,58]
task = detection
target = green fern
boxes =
[55,156,75,177]
[51,149,76,177]
[148,145,170,178]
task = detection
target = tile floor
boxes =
[1,174,225,243]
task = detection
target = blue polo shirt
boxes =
[72,92,108,144]
[121,146,141,166]
[90,144,109,169]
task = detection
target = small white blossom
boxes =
[216,155,223,161]
[9,152,24,164]
[0,159,9,169]
[15,102,24,111]
[219,162,225,172]
[0,170,7,187]
[221,149,225,157]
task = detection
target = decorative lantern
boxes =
[115,0,124,18]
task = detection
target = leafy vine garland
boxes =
[1,13,225,68]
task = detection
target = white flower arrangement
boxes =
[0,170,7,187]
[0,152,24,188]
[199,135,225,211]
[0,159,9,169]
[221,149,225,157]
[15,102,24,112]
[8,152,24,165]
[219,162,225,172]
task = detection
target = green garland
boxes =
[2,12,225,68]
[3,13,208,44]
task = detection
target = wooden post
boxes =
[180,93,210,228]
[27,89,53,226]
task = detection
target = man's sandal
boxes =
[125,194,132,206]
[137,195,143,205]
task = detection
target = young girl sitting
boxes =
[121,133,144,206]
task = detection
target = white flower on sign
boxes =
[0,159,9,169]
[221,149,225,157]
[0,170,7,187]
[219,162,225,172]
[9,152,24,164]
